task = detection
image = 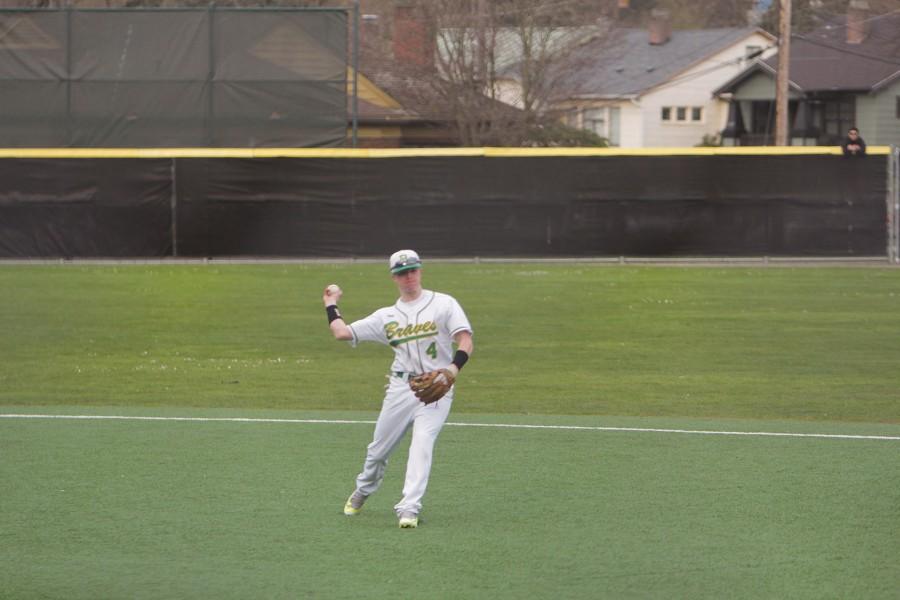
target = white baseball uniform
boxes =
[347,288,472,516]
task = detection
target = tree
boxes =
[376,0,614,146]
[615,0,758,28]
[657,0,758,28]
[759,0,850,34]
[757,0,900,34]
[10,0,616,146]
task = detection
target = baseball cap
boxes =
[389,249,422,274]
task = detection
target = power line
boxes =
[803,6,900,45]
[806,5,900,30]
[794,33,900,66]
[609,24,900,102]
[611,44,777,98]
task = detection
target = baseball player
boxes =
[322,249,473,529]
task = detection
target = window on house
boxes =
[807,97,856,144]
[583,108,606,135]
[608,107,620,146]
[896,96,900,119]
[822,97,855,140]
[581,107,620,145]
[662,106,703,123]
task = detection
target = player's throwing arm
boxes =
[323,284,352,341]
[319,250,474,529]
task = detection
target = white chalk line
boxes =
[1,413,898,441]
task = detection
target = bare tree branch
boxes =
[379,0,614,146]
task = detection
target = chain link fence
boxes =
[0,7,349,147]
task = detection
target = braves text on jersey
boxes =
[348,289,472,375]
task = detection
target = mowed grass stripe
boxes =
[2,412,900,441]
[2,417,898,599]
[2,264,899,422]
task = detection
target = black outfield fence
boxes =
[0,148,898,261]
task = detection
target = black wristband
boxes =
[452,349,469,371]
[326,305,342,324]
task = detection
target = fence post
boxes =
[207,5,215,147]
[351,1,359,148]
[892,146,900,264]
[65,5,72,146]
[171,158,178,258]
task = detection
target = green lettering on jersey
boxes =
[384,320,438,347]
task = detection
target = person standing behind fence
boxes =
[841,128,867,157]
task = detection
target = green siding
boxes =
[732,70,900,146]
[731,71,801,101]
[857,79,900,146]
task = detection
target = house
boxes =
[350,68,446,148]
[714,2,900,146]
[351,5,521,148]
[353,51,521,148]
[497,11,775,148]
[350,6,454,148]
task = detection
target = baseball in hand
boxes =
[325,284,341,296]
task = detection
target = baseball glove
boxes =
[409,368,456,404]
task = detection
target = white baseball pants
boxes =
[353,377,453,516]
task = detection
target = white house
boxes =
[497,15,775,148]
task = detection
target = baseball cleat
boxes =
[398,512,418,528]
[343,491,366,516]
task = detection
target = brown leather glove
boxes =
[409,368,456,404]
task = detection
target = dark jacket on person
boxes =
[841,135,867,157]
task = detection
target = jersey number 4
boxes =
[425,341,437,359]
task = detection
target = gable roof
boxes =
[356,51,521,127]
[355,62,426,124]
[781,11,900,92]
[716,11,900,95]
[550,26,772,100]
[712,60,789,96]
[350,69,423,125]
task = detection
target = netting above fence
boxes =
[0,8,348,148]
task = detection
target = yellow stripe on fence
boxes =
[0,146,891,159]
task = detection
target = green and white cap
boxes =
[389,249,422,274]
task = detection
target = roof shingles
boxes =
[764,12,900,92]
[556,26,766,99]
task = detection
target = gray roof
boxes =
[550,26,770,99]
[358,52,521,124]
[770,12,900,92]
[716,12,900,95]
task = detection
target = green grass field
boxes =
[2,263,899,598]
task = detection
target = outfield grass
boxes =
[2,263,899,598]
[1,408,898,599]
[1,263,899,421]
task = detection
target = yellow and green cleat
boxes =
[343,492,366,516]
[398,512,418,528]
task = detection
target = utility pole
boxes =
[774,0,792,146]
[351,0,360,148]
